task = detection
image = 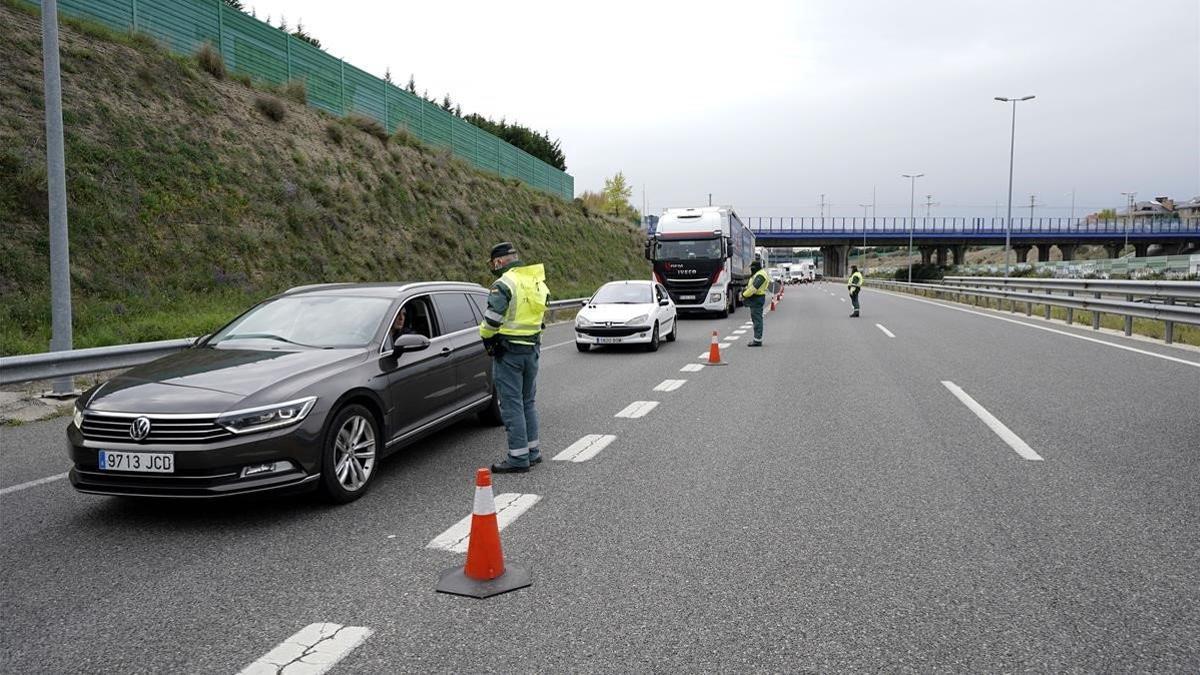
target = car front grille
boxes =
[81,413,233,444]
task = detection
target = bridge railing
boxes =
[0,298,588,386]
[746,216,1200,234]
[864,277,1200,344]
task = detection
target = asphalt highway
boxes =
[2,282,1197,673]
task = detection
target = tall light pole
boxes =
[902,173,924,283]
[1121,191,1136,256]
[42,0,75,396]
[1067,188,1076,221]
[858,203,871,273]
[995,95,1035,277]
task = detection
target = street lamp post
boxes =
[995,95,1035,277]
[901,173,923,283]
[1121,191,1136,256]
[858,203,871,273]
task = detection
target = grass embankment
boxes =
[0,1,646,355]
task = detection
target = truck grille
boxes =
[81,413,233,444]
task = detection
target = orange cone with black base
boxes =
[436,468,531,598]
[769,296,777,311]
[706,330,728,366]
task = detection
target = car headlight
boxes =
[575,315,593,327]
[217,397,317,434]
[73,406,84,429]
[625,314,649,325]
[709,293,722,303]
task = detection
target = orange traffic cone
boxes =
[435,468,531,598]
[706,330,728,366]
[769,296,777,312]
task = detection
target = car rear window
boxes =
[434,293,479,334]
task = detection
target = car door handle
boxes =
[439,347,453,358]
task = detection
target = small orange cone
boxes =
[769,297,777,312]
[706,330,728,366]
[436,468,531,598]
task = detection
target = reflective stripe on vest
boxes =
[498,264,549,337]
[747,269,770,296]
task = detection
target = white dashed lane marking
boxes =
[615,401,659,418]
[426,493,542,552]
[941,381,1043,461]
[724,335,741,341]
[875,324,896,338]
[653,379,687,392]
[238,623,372,675]
[680,364,705,372]
[0,472,68,497]
[552,434,617,462]
[732,330,747,335]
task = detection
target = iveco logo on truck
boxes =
[644,205,756,318]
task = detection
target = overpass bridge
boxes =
[747,217,1200,276]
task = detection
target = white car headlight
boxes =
[217,397,317,434]
[73,406,84,429]
[575,315,593,327]
[626,314,649,325]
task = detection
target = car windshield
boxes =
[592,284,653,304]
[209,295,393,349]
[654,238,722,260]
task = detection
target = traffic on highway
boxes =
[4,271,1198,672]
[3,0,1198,672]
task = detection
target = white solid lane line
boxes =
[875,324,896,338]
[552,434,617,462]
[542,338,576,351]
[0,472,69,497]
[427,493,542,552]
[680,363,705,372]
[238,623,372,675]
[875,288,1200,368]
[615,401,659,418]
[653,379,687,392]
[941,381,1044,461]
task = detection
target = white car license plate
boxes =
[595,337,623,344]
[98,450,174,473]
[680,295,696,301]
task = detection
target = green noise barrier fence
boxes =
[34,0,575,200]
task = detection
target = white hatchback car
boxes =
[575,280,677,352]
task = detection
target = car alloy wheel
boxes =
[335,414,376,491]
[320,404,379,503]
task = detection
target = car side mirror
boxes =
[394,333,431,353]
[643,240,653,261]
[658,298,669,306]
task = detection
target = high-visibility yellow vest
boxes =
[848,271,864,290]
[743,269,770,298]
[496,264,549,337]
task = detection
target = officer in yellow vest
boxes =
[740,259,770,346]
[847,265,864,317]
[480,242,550,473]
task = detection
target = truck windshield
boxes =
[654,238,722,260]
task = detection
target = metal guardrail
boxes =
[867,277,1200,344]
[0,298,589,386]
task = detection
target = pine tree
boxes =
[384,68,393,84]
[441,94,453,112]
[221,0,244,10]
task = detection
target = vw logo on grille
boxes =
[129,416,152,441]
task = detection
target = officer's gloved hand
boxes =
[482,336,501,357]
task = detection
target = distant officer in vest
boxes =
[741,259,770,346]
[848,265,864,317]
[479,242,551,474]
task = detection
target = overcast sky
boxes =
[247,0,1199,218]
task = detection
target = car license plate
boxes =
[680,295,696,301]
[595,337,622,344]
[98,450,174,473]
